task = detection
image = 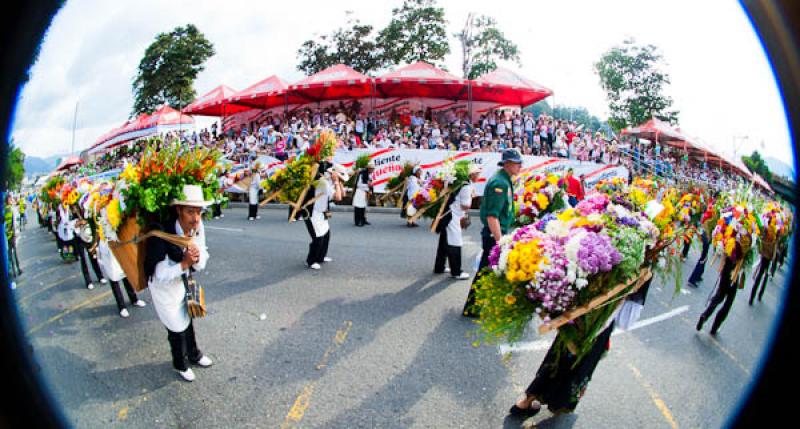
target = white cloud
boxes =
[11,0,793,168]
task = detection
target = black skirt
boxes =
[525,321,615,413]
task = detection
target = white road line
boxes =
[205,226,244,232]
[498,306,690,354]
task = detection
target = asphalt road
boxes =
[11,206,791,428]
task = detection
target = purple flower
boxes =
[488,244,502,267]
[576,232,621,274]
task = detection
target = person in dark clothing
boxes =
[463,149,521,318]
[697,256,738,336]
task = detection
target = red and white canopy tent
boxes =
[470,67,553,107]
[374,61,468,100]
[88,105,194,156]
[182,85,251,117]
[222,75,295,110]
[55,155,83,172]
[289,64,373,102]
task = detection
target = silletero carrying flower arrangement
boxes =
[406,159,472,219]
[262,129,339,205]
[119,138,222,224]
[473,192,658,362]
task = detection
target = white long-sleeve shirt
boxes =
[148,220,209,332]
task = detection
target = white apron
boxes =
[446,184,474,247]
[97,240,126,282]
[248,173,261,205]
[353,172,369,208]
[310,179,332,237]
[148,220,209,333]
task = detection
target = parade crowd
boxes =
[7,104,792,425]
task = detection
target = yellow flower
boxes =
[557,209,576,222]
[547,175,559,186]
[505,295,517,305]
[107,198,122,229]
[724,237,736,256]
[536,193,549,210]
[120,164,140,183]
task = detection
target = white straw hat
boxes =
[171,184,213,208]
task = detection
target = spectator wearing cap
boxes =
[463,148,522,318]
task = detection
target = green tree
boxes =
[132,24,215,116]
[377,0,450,67]
[3,140,25,191]
[742,150,773,182]
[456,14,520,79]
[297,14,385,75]
[594,38,678,132]
[524,101,606,133]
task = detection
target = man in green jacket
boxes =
[463,148,522,318]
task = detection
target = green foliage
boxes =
[456,14,521,79]
[742,150,773,183]
[387,162,416,189]
[594,38,678,132]
[132,24,215,115]
[297,15,385,75]
[524,101,606,133]
[4,140,25,191]
[378,0,450,67]
[472,271,538,345]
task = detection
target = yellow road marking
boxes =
[26,290,112,335]
[17,273,80,306]
[628,363,679,429]
[117,406,129,420]
[281,320,352,429]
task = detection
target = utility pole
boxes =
[71,99,79,155]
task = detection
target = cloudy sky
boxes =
[10,0,793,167]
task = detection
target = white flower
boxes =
[498,246,511,272]
[545,220,571,238]
[587,213,602,224]
[576,278,589,289]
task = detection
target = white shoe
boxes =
[256,215,261,220]
[323,257,333,263]
[10,282,16,290]
[100,278,108,284]
[444,267,451,273]
[133,300,147,308]
[119,308,130,318]
[248,217,255,221]
[87,283,95,290]
[194,355,213,367]
[452,272,471,280]
[309,263,321,270]
[220,214,225,218]
[177,368,195,382]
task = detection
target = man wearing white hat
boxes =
[144,184,213,382]
[353,160,374,227]
[433,164,480,280]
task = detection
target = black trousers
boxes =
[434,229,462,275]
[110,278,138,311]
[750,256,772,304]
[74,239,103,286]
[681,235,692,259]
[463,228,496,316]
[688,232,710,285]
[211,203,222,218]
[167,322,203,371]
[700,258,736,333]
[354,207,367,226]
[248,204,258,218]
[304,218,330,265]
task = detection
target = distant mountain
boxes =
[23,152,69,176]
[764,156,795,179]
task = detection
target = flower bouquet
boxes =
[345,153,371,190]
[474,192,657,362]
[711,202,760,288]
[262,130,339,218]
[756,201,784,260]
[381,162,416,207]
[109,138,222,291]
[405,160,471,225]
[513,172,566,226]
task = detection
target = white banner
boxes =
[333,149,628,196]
